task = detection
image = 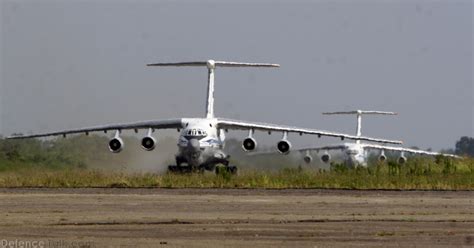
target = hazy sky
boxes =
[1,0,472,151]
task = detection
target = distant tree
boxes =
[455,136,474,157]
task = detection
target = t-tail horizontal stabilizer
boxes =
[147,60,280,68]
[322,110,397,116]
[322,110,398,143]
[147,60,280,119]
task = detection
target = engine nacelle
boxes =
[277,140,291,155]
[398,155,407,164]
[141,135,157,151]
[321,154,331,163]
[108,137,124,153]
[242,137,257,152]
[378,153,387,162]
[303,154,313,164]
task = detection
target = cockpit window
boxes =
[185,129,207,137]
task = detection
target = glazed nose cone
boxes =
[188,138,200,151]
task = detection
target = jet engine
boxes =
[378,152,387,162]
[321,154,331,163]
[242,137,257,151]
[303,154,313,164]
[141,135,157,151]
[277,139,292,154]
[398,155,407,164]
[108,137,124,153]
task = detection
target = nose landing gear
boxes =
[168,156,237,175]
[168,164,193,173]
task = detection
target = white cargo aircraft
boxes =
[292,110,458,167]
[7,61,402,173]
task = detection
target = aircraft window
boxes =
[209,124,212,127]
[185,129,207,136]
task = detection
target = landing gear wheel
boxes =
[168,165,192,173]
[168,165,179,172]
[228,166,238,175]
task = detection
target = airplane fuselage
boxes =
[341,143,367,167]
[176,118,228,169]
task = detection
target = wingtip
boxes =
[5,136,23,140]
[6,133,24,139]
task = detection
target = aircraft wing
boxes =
[360,144,459,158]
[293,144,349,153]
[6,119,183,139]
[216,118,402,144]
[246,144,349,156]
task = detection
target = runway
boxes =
[0,188,472,247]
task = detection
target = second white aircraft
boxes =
[294,110,458,167]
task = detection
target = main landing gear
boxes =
[168,157,237,175]
[167,165,193,173]
[167,164,238,174]
[167,157,238,175]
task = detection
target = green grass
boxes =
[0,157,472,190]
[0,136,472,189]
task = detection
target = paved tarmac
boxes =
[0,188,472,247]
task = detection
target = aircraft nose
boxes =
[188,138,200,151]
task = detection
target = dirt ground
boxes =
[0,188,472,247]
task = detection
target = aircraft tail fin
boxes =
[322,110,397,142]
[148,60,279,118]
